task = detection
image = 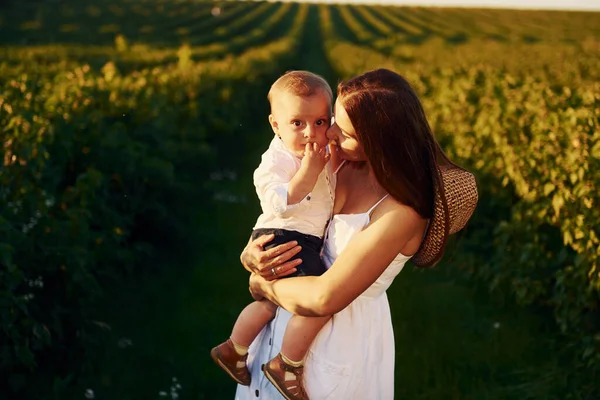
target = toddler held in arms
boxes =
[211,71,334,400]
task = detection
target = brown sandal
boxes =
[263,353,309,400]
[210,339,251,386]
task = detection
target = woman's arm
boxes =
[250,202,425,317]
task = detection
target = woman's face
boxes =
[327,99,367,162]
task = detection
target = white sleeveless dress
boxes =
[234,193,412,400]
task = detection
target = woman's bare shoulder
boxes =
[373,196,422,222]
[369,196,428,255]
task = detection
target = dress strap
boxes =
[367,194,389,217]
[333,159,346,175]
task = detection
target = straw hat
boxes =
[412,165,479,268]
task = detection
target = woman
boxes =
[235,69,478,399]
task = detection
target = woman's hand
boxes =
[240,234,303,281]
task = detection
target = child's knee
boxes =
[257,299,277,318]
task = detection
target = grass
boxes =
[388,270,572,399]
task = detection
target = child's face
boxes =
[269,91,331,157]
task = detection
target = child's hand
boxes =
[301,142,330,176]
[287,143,330,204]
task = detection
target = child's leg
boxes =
[212,300,277,386]
[230,299,278,349]
[280,315,331,363]
[263,315,330,399]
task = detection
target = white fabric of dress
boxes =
[235,164,412,400]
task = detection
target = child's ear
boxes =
[268,114,279,135]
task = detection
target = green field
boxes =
[1,0,599,398]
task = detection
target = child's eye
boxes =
[292,120,302,127]
[316,119,327,126]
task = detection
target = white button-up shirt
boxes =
[253,136,334,238]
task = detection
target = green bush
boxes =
[0,28,302,394]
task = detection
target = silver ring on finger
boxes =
[271,268,276,276]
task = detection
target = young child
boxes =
[211,71,334,400]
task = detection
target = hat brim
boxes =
[412,167,477,268]
[411,169,450,268]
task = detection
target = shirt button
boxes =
[255,389,260,397]
[307,196,311,201]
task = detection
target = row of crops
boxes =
[5,0,600,48]
[332,3,600,44]
[1,0,599,396]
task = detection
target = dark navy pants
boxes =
[251,228,326,277]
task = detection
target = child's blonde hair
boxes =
[268,70,333,110]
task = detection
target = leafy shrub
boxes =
[0,29,302,395]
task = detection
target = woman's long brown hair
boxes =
[338,68,453,219]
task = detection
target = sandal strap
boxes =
[265,353,309,399]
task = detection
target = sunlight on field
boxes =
[285,0,600,11]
